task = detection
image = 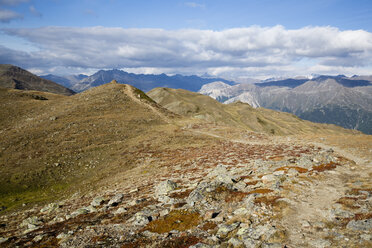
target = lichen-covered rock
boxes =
[308,239,331,248]
[346,219,372,231]
[217,222,240,238]
[0,237,9,244]
[189,243,211,248]
[228,237,244,247]
[155,180,177,196]
[20,216,42,229]
[71,207,91,217]
[91,196,105,207]
[40,203,60,213]
[115,207,128,215]
[108,193,124,206]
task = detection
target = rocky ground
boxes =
[0,127,371,248]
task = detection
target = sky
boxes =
[0,0,372,80]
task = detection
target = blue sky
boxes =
[1,0,372,79]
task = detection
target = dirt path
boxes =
[123,85,170,123]
[192,129,371,247]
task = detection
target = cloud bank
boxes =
[0,8,22,22]
[1,25,372,77]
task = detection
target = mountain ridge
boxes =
[41,69,236,93]
[0,64,75,96]
[199,76,372,134]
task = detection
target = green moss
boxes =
[0,183,69,213]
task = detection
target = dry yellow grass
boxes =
[0,82,213,211]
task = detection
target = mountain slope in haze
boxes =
[199,76,372,134]
[148,87,357,136]
[0,64,75,96]
[41,74,88,88]
[43,69,236,93]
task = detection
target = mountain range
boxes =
[3,64,372,134]
[200,75,372,134]
[41,69,235,92]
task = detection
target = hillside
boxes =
[0,82,371,248]
[0,64,75,96]
[0,81,186,211]
[148,87,358,136]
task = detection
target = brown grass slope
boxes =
[0,64,75,96]
[147,87,359,135]
[0,81,213,211]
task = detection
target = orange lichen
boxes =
[245,180,260,186]
[268,156,285,161]
[336,197,360,209]
[247,188,273,194]
[312,162,338,172]
[348,188,372,196]
[274,166,308,173]
[144,210,201,233]
[200,222,217,231]
[169,189,192,199]
[254,196,282,206]
[225,191,249,202]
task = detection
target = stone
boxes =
[273,170,285,176]
[155,180,177,196]
[108,193,124,206]
[360,234,372,241]
[217,222,240,238]
[331,208,355,219]
[56,233,70,240]
[233,207,250,216]
[308,239,331,248]
[91,196,105,207]
[71,207,90,217]
[301,220,311,228]
[262,174,275,184]
[241,238,260,247]
[287,168,299,177]
[40,203,60,213]
[115,207,128,215]
[346,219,372,231]
[209,165,236,185]
[261,243,283,248]
[128,198,146,206]
[21,216,42,228]
[132,211,152,226]
[204,209,220,220]
[243,194,255,208]
[0,237,8,244]
[33,234,46,242]
[228,237,244,247]
[189,243,211,248]
[157,195,175,204]
[237,224,274,240]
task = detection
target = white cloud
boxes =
[0,0,28,6]
[185,2,205,8]
[1,25,372,77]
[29,5,41,17]
[0,8,22,22]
